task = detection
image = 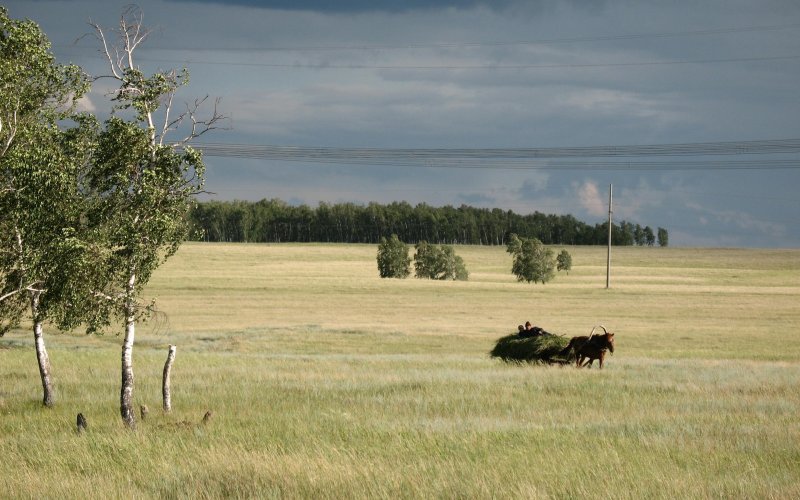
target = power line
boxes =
[58,21,800,71]
[190,139,800,170]
[196,138,800,157]
[204,157,800,171]
[137,54,800,70]
[68,22,800,53]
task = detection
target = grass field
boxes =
[1,243,799,498]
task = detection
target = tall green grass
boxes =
[1,244,799,498]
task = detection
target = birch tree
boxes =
[377,234,410,278]
[506,233,556,284]
[81,6,226,428]
[0,7,91,407]
[413,241,468,281]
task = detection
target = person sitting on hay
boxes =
[518,321,548,338]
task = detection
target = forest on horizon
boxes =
[189,199,668,246]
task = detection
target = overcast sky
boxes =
[7,0,800,247]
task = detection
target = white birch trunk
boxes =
[120,269,137,428]
[30,292,54,407]
[120,315,135,428]
[162,344,176,412]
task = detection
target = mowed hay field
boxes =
[2,243,799,498]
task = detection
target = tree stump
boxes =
[162,345,176,413]
[76,413,87,434]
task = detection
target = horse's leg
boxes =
[575,354,584,368]
[598,351,605,369]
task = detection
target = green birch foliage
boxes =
[0,7,91,334]
[0,7,87,143]
[73,120,206,334]
[506,233,556,284]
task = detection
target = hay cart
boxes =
[490,332,571,365]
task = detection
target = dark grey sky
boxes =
[165,0,518,12]
[7,0,800,247]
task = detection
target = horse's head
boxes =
[605,332,615,353]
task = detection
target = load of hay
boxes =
[490,333,571,364]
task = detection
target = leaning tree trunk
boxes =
[30,292,54,407]
[120,270,137,429]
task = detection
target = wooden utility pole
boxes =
[606,184,613,289]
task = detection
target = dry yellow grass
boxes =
[1,243,799,498]
[145,243,800,360]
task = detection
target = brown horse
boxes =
[559,326,615,369]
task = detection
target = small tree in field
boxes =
[74,7,226,428]
[657,227,669,247]
[0,7,91,407]
[444,246,469,281]
[413,241,439,279]
[644,226,656,246]
[506,233,555,284]
[377,234,410,278]
[556,249,572,274]
[413,241,468,281]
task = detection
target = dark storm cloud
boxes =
[164,0,517,13]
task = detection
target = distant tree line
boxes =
[189,198,668,246]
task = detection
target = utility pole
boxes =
[606,184,613,289]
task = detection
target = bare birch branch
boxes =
[87,6,229,149]
[86,20,122,80]
[177,96,230,146]
[159,89,176,147]
[0,288,23,302]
